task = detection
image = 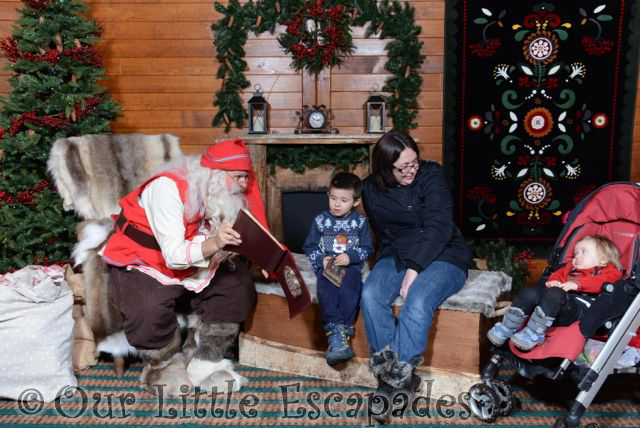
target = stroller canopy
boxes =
[555,182,640,276]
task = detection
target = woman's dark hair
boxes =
[371,131,420,191]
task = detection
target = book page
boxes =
[237,208,285,250]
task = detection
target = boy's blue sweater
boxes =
[303,210,373,273]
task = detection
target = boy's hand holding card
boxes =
[323,255,346,288]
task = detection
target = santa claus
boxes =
[75,138,266,397]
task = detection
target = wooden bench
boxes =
[240,256,512,395]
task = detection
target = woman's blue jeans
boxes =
[361,258,467,362]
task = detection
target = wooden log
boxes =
[239,333,481,399]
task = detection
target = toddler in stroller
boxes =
[487,234,623,351]
[468,182,640,428]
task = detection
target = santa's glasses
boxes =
[226,171,249,183]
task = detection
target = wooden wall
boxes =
[0,0,638,179]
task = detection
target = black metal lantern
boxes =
[248,84,269,134]
[365,91,386,133]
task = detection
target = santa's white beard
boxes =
[204,179,246,234]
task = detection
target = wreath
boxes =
[279,0,354,74]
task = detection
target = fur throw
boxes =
[255,255,512,317]
[48,133,183,220]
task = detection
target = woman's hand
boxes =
[546,280,562,288]
[400,268,418,299]
[202,223,241,258]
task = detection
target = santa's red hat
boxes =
[201,138,268,228]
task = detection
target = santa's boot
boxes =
[510,306,555,351]
[184,316,247,393]
[138,329,192,398]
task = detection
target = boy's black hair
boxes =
[330,172,362,199]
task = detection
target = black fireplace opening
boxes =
[282,190,329,254]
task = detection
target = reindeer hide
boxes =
[48,134,183,220]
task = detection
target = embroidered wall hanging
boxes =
[443,0,639,244]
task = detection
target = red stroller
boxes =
[467,182,640,428]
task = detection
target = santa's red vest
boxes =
[101,173,202,279]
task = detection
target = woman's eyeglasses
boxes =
[393,159,420,175]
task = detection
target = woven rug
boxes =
[1,362,639,426]
[442,0,640,245]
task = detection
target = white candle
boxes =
[252,115,265,132]
[369,115,382,132]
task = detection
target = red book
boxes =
[224,208,311,319]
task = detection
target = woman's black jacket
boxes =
[362,160,473,274]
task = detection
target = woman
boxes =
[361,131,473,420]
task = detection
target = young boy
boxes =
[303,172,373,366]
[488,234,623,351]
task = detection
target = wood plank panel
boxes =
[100,74,301,93]
[99,21,215,40]
[332,108,442,127]
[0,3,19,21]
[114,92,302,111]
[85,4,218,22]
[95,19,444,41]
[332,55,444,74]
[332,91,442,110]
[332,73,443,91]
[4,56,443,78]
[348,38,443,56]
[102,57,298,76]
[113,109,299,128]
[317,67,331,107]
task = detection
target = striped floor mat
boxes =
[1,363,639,427]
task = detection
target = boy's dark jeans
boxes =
[316,264,363,325]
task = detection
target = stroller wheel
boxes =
[468,383,499,422]
[490,380,516,416]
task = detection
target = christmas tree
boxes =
[0,0,120,272]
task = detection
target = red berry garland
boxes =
[0,37,103,66]
[8,111,68,136]
[279,0,354,74]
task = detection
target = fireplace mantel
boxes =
[239,134,378,145]
[218,134,377,241]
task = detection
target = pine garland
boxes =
[268,144,369,173]
[211,0,425,133]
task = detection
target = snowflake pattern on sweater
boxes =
[303,210,373,273]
